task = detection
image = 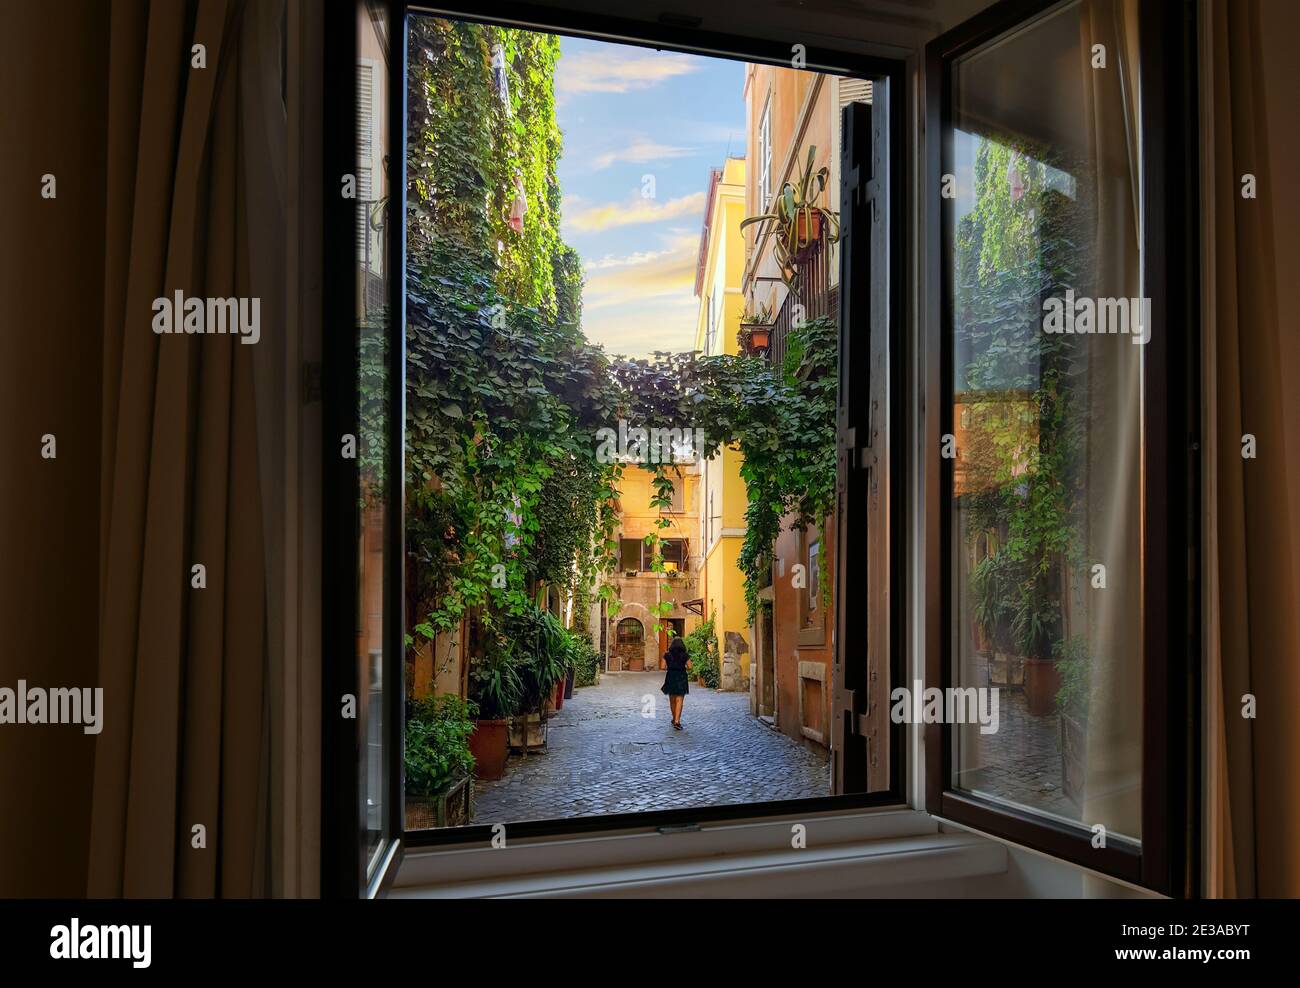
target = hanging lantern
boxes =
[508,175,527,234]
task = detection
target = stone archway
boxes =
[613,616,646,671]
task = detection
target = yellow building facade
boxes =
[693,156,752,691]
[604,464,702,672]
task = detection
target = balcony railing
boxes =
[769,236,837,374]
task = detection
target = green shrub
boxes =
[684,615,721,689]
[405,694,476,796]
[570,630,601,688]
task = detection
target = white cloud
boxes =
[556,50,699,96]
[593,139,695,170]
[565,191,706,233]
[583,234,699,272]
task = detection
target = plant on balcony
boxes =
[737,300,774,355]
[739,145,841,290]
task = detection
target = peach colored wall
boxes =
[771,518,835,750]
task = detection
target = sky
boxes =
[552,36,746,358]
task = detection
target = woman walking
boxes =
[661,636,692,730]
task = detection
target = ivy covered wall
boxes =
[407,18,578,323]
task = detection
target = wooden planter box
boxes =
[405,773,475,831]
[508,711,547,752]
[1060,711,1087,807]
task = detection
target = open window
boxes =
[325,0,906,871]
[925,0,1198,895]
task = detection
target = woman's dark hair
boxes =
[666,636,688,661]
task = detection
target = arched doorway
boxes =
[614,617,646,672]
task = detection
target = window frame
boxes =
[322,0,409,898]
[391,0,909,853]
[922,0,1200,897]
[797,526,825,647]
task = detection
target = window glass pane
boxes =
[947,0,1143,841]
[357,1,392,869]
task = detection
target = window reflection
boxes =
[947,0,1143,841]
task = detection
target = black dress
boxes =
[661,649,690,696]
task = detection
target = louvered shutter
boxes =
[356,61,376,267]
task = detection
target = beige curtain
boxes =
[1207,0,1300,899]
[1077,0,1143,846]
[89,0,283,898]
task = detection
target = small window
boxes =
[616,618,644,644]
[619,538,643,572]
[661,538,687,568]
[758,93,772,212]
[662,478,685,513]
[797,526,826,646]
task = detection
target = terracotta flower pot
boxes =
[795,210,822,245]
[468,719,509,781]
[554,681,565,711]
[1024,656,1061,717]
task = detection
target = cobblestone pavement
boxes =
[472,671,829,824]
[959,688,1076,819]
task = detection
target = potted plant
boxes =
[1014,582,1062,717]
[737,301,774,355]
[466,635,521,781]
[739,145,841,290]
[404,694,476,829]
[970,550,1023,689]
[508,605,567,749]
[1054,636,1089,807]
[684,615,721,689]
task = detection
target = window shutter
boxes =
[838,78,872,108]
[356,61,376,266]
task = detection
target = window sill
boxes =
[390,809,1006,898]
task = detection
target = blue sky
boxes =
[552,36,746,357]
